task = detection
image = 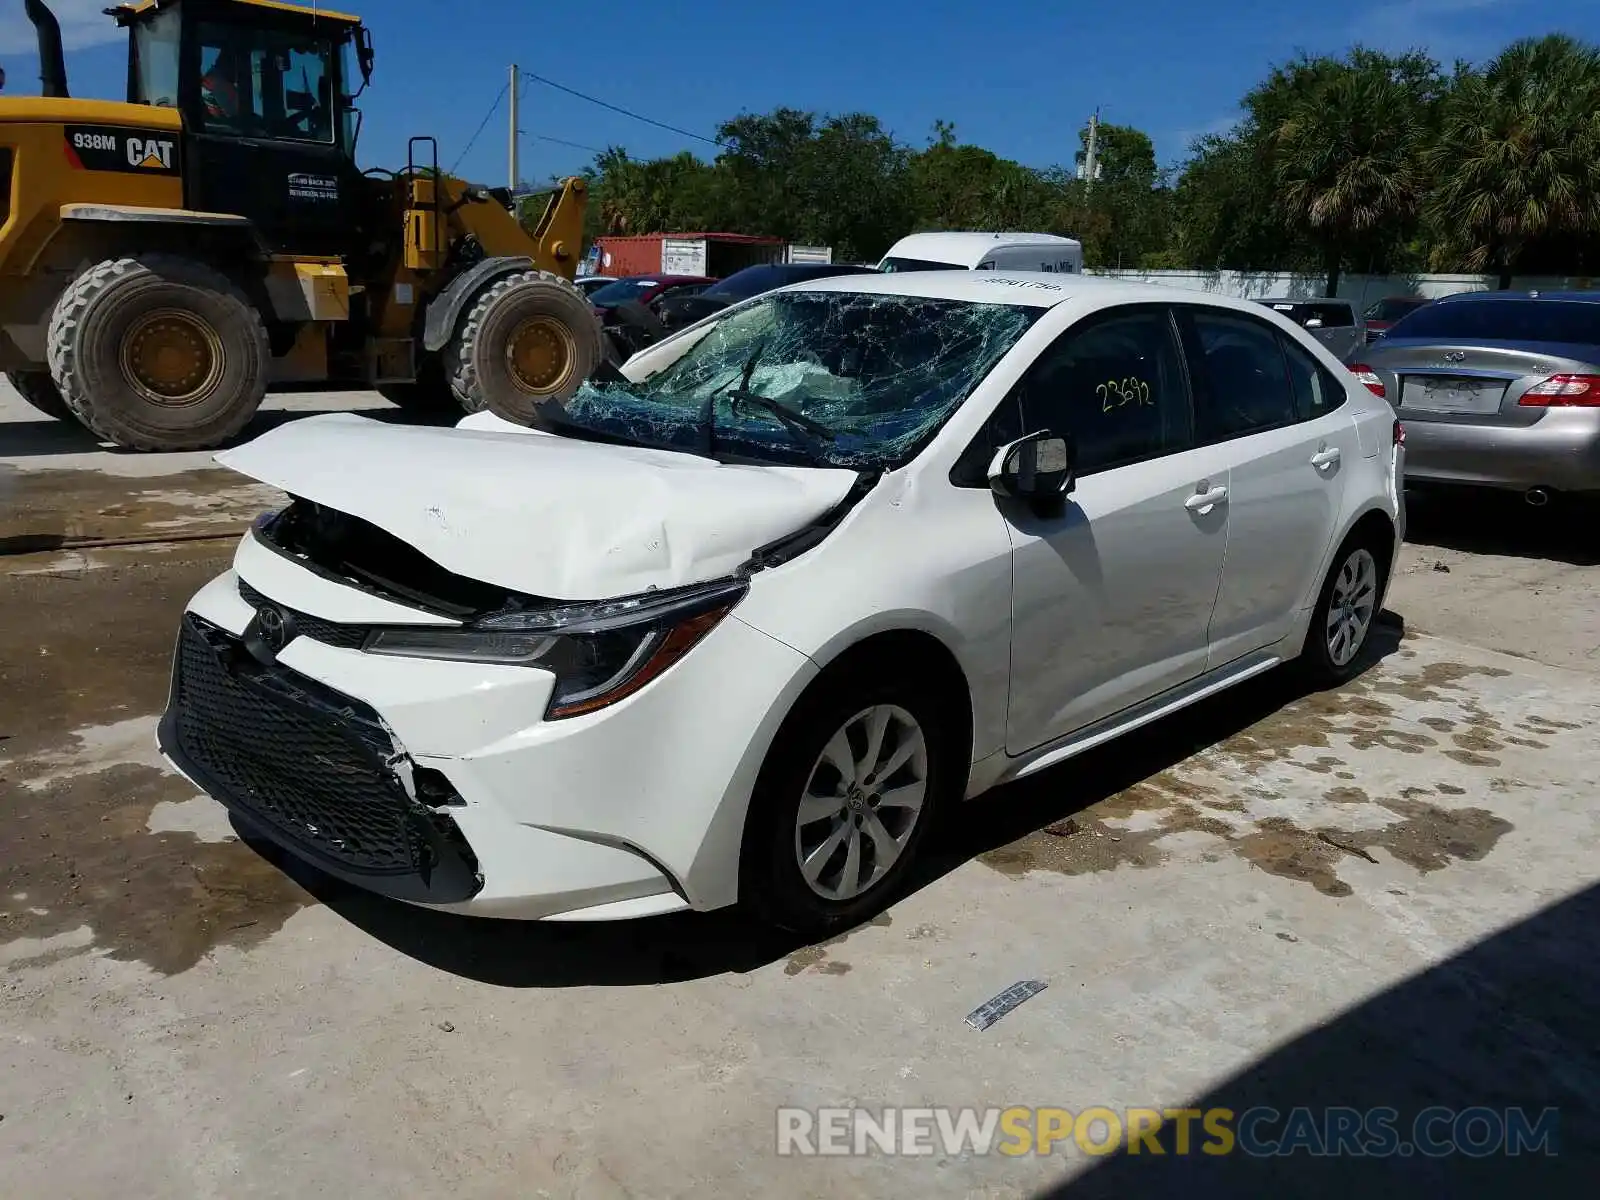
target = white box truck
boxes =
[877,231,1084,274]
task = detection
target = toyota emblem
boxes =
[256,604,288,652]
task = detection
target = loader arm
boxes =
[428,174,586,276]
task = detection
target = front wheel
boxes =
[446,271,602,424]
[1300,538,1387,685]
[739,672,954,933]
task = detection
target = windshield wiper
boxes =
[699,336,766,458]
[730,388,836,443]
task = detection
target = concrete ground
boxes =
[1,381,1596,1197]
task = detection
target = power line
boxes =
[528,132,606,154]
[450,80,509,172]
[521,69,725,148]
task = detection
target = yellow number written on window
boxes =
[1096,377,1153,412]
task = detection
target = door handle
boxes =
[1185,485,1228,513]
[1311,447,1341,469]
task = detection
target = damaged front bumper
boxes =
[159,613,484,905]
[158,536,820,920]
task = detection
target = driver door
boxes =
[183,17,359,256]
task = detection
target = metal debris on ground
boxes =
[965,980,1048,1031]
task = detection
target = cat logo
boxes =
[126,137,176,170]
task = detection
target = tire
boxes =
[47,255,269,451]
[738,666,957,934]
[6,369,76,423]
[446,270,602,424]
[1300,533,1390,686]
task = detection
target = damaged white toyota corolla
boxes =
[159,272,1404,931]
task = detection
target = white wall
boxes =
[1084,269,1598,309]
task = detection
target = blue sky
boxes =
[2,0,1591,184]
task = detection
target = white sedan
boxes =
[158,273,1405,931]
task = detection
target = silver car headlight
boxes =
[364,578,748,719]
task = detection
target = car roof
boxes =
[882,231,1083,261]
[783,269,1272,312]
[1436,290,1600,304]
[1257,296,1354,306]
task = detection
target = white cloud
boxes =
[1173,111,1244,148]
[0,0,127,57]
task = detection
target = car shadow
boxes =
[1033,880,1599,1198]
[1404,485,1599,567]
[257,616,1404,987]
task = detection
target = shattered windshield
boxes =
[559,290,1041,469]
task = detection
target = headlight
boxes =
[363,578,747,719]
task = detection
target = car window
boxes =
[1280,335,1347,420]
[1387,298,1600,344]
[1011,308,1191,474]
[1188,311,1297,440]
[1364,298,1427,322]
[1310,304,1354,328]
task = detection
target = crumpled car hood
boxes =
[217,413,858,601]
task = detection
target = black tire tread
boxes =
[46,254,269,452]
[445,270,600,417]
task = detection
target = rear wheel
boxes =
[6,369,76,423]
[1300,535,1388,685]
[47,255,269,451]
[739,669,954,933]
[446,271,602,424]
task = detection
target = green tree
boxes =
[1426,35,1600,287]
[1272,66,1429,294]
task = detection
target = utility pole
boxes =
[508,63,519,193]
[1083,106,1101,192]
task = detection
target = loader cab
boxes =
[115,0,372,256]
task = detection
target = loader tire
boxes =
[446,270,602,426]
[6,369,76,423]
[47,255,270,452]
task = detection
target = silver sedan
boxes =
[1354,291,1600,503]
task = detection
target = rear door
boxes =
[1177,307,1357,664]
[1306,303,1362,361]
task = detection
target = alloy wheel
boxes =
[1326,547,1378,667]
[793,703,928,902]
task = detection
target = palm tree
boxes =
[1426,36,1600,289]
[1272,68,1428,296]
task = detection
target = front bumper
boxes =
[1401,409,1600,493]
[160,544,818,920]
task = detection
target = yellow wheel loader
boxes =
[0,0,601,450]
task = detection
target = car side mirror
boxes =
[988,431,1075,514]
[1303,317,1324,330]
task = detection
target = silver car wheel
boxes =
[794,703,928,902]
[1326,547,1378,668]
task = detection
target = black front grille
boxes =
[162,616,480,902]
[238,578,370,649]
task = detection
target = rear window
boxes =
[1364,297,1428,322]
[1389,298,1600,344]
[879,256,962,273]
[587,279,657,307]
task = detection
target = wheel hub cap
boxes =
[505,315,576,396]
[120,308,225,408]
[794,703,928,903]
